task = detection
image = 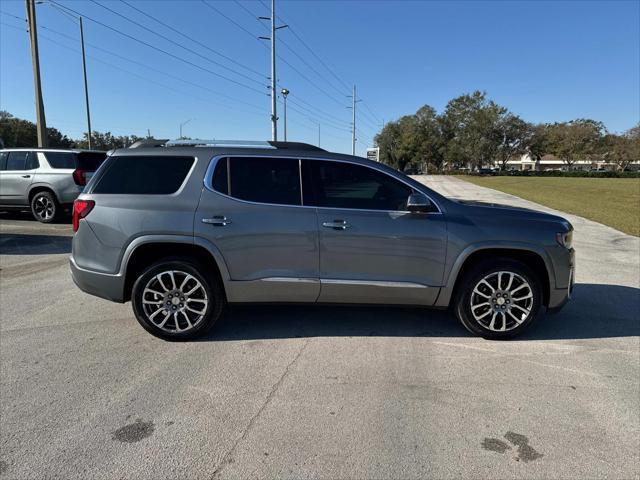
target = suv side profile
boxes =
[0,148,106,222]
[70,140,574,340]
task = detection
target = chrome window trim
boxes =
[203,154,442,215]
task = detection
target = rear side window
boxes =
[92,155,194,194]
[215,157,301,206]
[307,160,412,211]
[26,153,39,170]
[5,151,29,170]
[44,152,76,169]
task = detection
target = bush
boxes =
[463,170,639,178]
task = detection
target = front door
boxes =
[195,156,320,303]
[305,159,447,305]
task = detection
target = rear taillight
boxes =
[73,168,90,186]
[72,199,95,232]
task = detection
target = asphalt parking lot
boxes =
[1,176,638,479]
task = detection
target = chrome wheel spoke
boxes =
[470,271,533,332]
[141,269,208,333]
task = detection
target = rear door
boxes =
[0,151,37,205]
[305,159,447,305]
[194,155,320,302]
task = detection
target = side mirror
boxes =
[406,193,433,213]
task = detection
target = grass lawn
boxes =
[457,176,640,236]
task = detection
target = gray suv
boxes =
[0,148,106,222]
[70,140,574,340]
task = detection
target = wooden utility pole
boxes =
[25,0,47,147]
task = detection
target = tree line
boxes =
[374,91,639,172]
[0,111,143,151]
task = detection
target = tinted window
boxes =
[6,151,29,171]
[77,151,106,170]
[212,158,228,195]
[0,152,7,171]
[92,156,194,194]
[44,152,76,169]
[308,160,412,211]
[228,157,301,206]
[26,153,39,170]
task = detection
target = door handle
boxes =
[21,175,31,178]
[202,215,231,226]
[322,220,350,230]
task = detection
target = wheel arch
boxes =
[28,184,59,203]
[122,237,230,303]
[436,244,553,308]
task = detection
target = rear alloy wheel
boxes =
[454,259,542,339]
[31,191,59,223]
[132,259,224,340]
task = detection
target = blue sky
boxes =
[1,0,638,156]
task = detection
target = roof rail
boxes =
[163,139,326,151]
[128,139,168,148]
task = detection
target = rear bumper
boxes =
[69,256,125,303]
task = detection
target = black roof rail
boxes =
[267,141,325,151]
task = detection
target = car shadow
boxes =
[0,210,72,223]
[203,283,639,342]
[0,233,72,255]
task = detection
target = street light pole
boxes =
[281,88,289,141]
[25,0,47,147]
[179,119,191,139]
[79,17,92,149]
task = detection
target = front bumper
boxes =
[69,256,125,303]
[547,249,575,313]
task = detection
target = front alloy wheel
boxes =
[454,259,542,339]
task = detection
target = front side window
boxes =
[92,155,194,194]
[213,157,301,206]
[307,160,413,211]
[5,151,29,171]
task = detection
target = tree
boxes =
[603,124,640,171]
[74,131,142,150]
[439,91,506,170]
[546,119,606,169]
[0,111,73,148]
[526,123,549,165]
[495,114,531,170]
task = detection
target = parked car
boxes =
[477,167,497,176]
[70,140,574,340]
[0,148,107,222]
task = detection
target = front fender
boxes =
[434,241,556,308]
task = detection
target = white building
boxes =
[502,153,639,171]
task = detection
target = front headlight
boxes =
[556,231,573,249]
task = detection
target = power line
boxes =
[91,0,265,84]
[48,0,267,96]
[29,12,270,115]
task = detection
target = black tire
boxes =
[131,258,225,341]
[453,258,542,339]
[30,190,59,223]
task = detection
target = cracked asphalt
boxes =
[1,176,638,479]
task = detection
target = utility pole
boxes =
[348,85,361,156]
[79,17,92,149]
[270,0,277,141]
[25,0,47,147]
[281,88,289,141]
[318,123,321,148]
[259,1,286,142]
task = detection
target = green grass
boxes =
[457,176,640,236]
